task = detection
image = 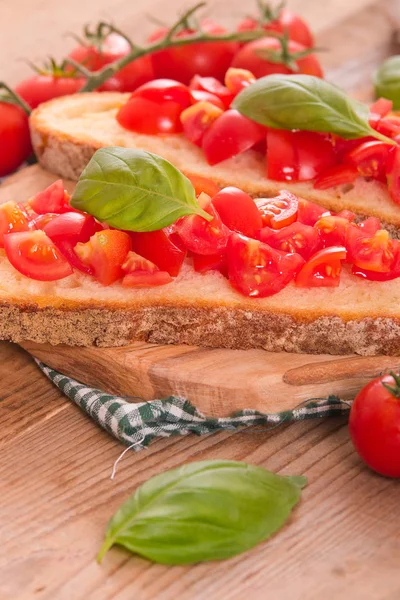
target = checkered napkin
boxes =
[37,361,350,450]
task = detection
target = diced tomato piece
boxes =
[295,246,346,287]
[297,198,331,226]
[190,75,234,109]
[43,212,102,243]
[258,222,322,260]
[128,228,186,277]
[266,129,298,181]
[227,232,304,297]
[386,145,400,205]
[315,215,351,247]
[255,191,298,229]
[211,186,262,237]
[180,101,223,146]
[175,203,230,255]
[335,210,356,221]
[358,216,381,234]
[31,213,59,230]
[313,164,359,189]
[202,109,266,165]
[28,180,70,214]
[345,224,398,272]
[56,239,94,275]
[192,251,228,276]
[344,140,391,181]
[224,67,255,95]
[369,98,393,127]
[374,117,400,139]
[121,251,173,287]
[0,201,33,247]
[186,174,221,198]
[190,89,225,110]
[352,251,400,281]
[4,230,73,281]
[75,230,132,285]
[331,135,376,162]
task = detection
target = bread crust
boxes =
[2,300,400,355]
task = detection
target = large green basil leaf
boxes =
[97,460,306,565]
[70,147,211,231]
[233,74,394,143]
[374,56,400,111]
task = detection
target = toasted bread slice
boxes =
[30,92,400,234]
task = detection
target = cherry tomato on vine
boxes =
[0,102,32,177]
[349,372,400,477]
[237,5,314,48]
[16,73,85,109]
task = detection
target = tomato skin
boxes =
[28,180,70,214]
[75,230,132,285]
[202,109,266,165]
[176,204,230,255]
[297,198,331,226]
[386,146,400,205]
[189,75,234,109]
[295,246,346,287]
[43,212,102,243]
[121,251,173,287]
[190,90,225,110]
[231,38,322,79]
[258,222,321,260]
[227,232,304,297]
[255,191,298,229]
[128,229,186,277]
[211,187,263,237]
[186,174,220,198]
[237,8,314,48]
[192,251,228,276]
[349,374,400,478]
[16,75,85,109]
[313,164,359,189]
[149,22,238,85]
[344,141,391,181]
[0,102,32,177]
[3,230,73,281]
[180,101,223,146]
[116,79,192,134]
[0,202,33,247]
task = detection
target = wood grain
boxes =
[1,0,400,598]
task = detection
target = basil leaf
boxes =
[97,460,306,565]
[70,147,211,231]
[374,56,400,111]
[233,74,395,143]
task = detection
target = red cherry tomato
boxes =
[211,187,262,237]
[344,141,391,181]
[255,191,298,229]
[227,232,304,297]
[16,75,85,109]
[345,225,398,272]
[186,174,221,198]
[75,230,132,285]
[190,89,225,110]
[128,228,186,277]
[176,204,230,255]
[180,101,223,146]
[68,32,154,92]
[202,109,266,165]
[121,251,173,287]
[315,215,351,247]
[116,79,192,134]
[192,251,228,276]
[0,202,33,247]
[4,230,73,281]
[43,212,102,243]
[28,180,70,214]
[349,373,400,477]
[231,38,322,79]
[148,21,238,85]
[189,75,234,109]
[258,222,321,260]
[0,102,32,177]
[237,7,314,48]
[295,246,346,287]
[313,164,359,189]
[297,198,331,226]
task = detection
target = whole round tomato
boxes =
[0,102,32,177]
[16,75,85,109]
[68,32,154,92]
[148,20,239,84]
[349,373,400,477]
[238,7,314,48]
[231,37,323,79]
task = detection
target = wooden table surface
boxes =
[1,1,400,598]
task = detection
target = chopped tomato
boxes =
[190,89,225,110]
[266,129,297,181]
[192,251,228,276]
[29,180,70,214]
[211,187,262,237]
[43,212,102,243]
[0,202,33,247]
[31,213,59,230]
[224,67,255,95]
[202,109,266,165]
[369,98,393,127]
[4,230,73,281]
[227,233,304,297]
[295,246,346,287]
[121,251,173,287]
[352,258,400,281]
[189,76,234,109]
[128,228,186,277]
[374,118,400,139]
[56,240,94,275]
[175,204,230,255]
[386,146,400,205]
[75,230,132,285]
[116,79,192,135]
[258,222,321,260]
[295,132,337,181]
[255,191,298,229]
[180,101,223,146]
[344,140,391,181]
[186,174,220,198]
[358,216,381,234]
[313,164,359,189]
[335,210,356,221]
[345,225,398,272]
[297,198,330,226]
[315,215,351,247]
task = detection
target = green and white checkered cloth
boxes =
[37,361,350,450]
